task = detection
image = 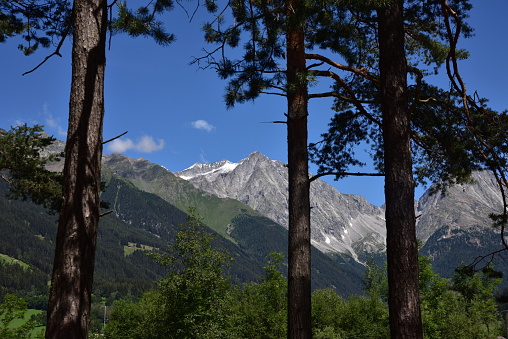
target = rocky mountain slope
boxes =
[416,170,504,243]
[416,171,507,280]
[26,132,508,285]
[175,152,386,262]
[175,152,508,279]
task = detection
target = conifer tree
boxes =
[0,124,63,212]
[378,1,422,337]
[1,1,178,338]
[0,0,71,55]
[199,1,482,338]
[200,1,313,335]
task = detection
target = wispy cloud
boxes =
[199,149,209,164]
[190,119,216,132]
[42,103,67,137]
[107,135,165,154]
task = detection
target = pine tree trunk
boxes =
[286,0,311,337]
[45,0,107,337]
[378,1,423,339]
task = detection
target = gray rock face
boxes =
[416,171,504,243]
[175,151,387,261]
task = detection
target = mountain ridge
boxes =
[175,151,387,262]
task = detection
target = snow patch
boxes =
[177,160,239,180]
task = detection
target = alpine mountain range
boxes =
[4,131,507,293]
[174,151,506,270]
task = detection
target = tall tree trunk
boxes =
[45,0,107,337]
[286,0,311,338]
[378,1,423,339]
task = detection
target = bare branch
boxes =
[309,171,384,183]
[22,16,71,76]
[441,0,508,255]
[259,91,287,97]
[306,61,324,70]
[102,131,128,145]
[309,91,378,104]
[99,210,114,218]
[261,121,286,124]
[0,173,14,186]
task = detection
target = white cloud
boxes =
[190,120,216,132]
[136,135,165,153]
[108,138,135,153]
[107,135,164,154]
[42,103,67,137]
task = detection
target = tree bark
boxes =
[378,1,423,338]
[286,0,311,338]
[45,0,107,337]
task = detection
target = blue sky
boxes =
[1,1,507,207]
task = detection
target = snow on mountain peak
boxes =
[176,159,239,181]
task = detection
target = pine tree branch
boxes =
[99,210,114,218]
[0,173,13,186]
[102,131,128,145]
[309,171,384,183]
[309,69,382,128]
[22,15,71,76]
[305,53,378,83]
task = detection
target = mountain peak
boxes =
[245,151,268,160]
[175,151,386,261]
[176,159,239,181]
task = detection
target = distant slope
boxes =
[103,154,263,241]
[102,154,365,294]
[0,166,366,299]
[417,171,508,287]
[0,179,167,301]
[416,171,504,243]
[175,151,386,261]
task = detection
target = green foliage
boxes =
[111,1,175,46]
[365,254,503,339]
[106,209,234,338]
[419,262,502,339]
[312,288,389,339]
[228,252,288,338]
[104,291,159,339]
[148,208,233,338]
[0,294,44,338]
[0,0,71,55]
[0,124,63,213]
[363,258,388,301]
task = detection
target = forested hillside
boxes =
[0,166,366,310]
